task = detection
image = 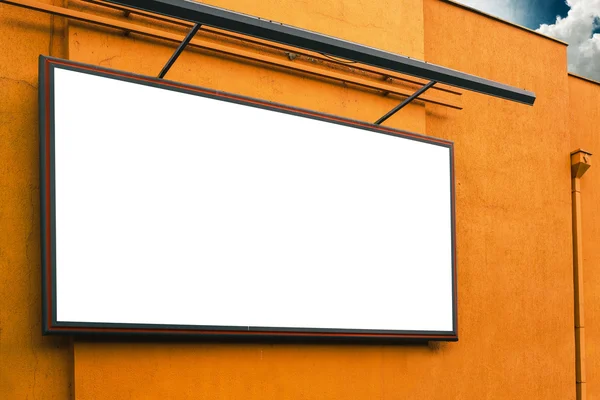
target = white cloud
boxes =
[536,0,600,81]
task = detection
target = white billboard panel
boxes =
[40,57,456,341]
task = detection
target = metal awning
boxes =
[103,0,536,106]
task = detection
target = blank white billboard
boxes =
[40,57,456,340]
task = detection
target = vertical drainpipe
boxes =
[571,149,592,400]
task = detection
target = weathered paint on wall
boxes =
[0,1,73,399]
[1,0,599,399]
[569,74,600,400]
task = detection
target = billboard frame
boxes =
[39,56,458,342]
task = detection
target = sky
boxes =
[456,0,600,81]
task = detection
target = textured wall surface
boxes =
[424,0,575,398]
[1,0,599,399]
[569,75,600,400]
[0,1,73,399]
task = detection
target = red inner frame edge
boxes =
[45,59,53,334]
[43,57,457,339]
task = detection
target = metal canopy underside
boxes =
[103,0,536,105]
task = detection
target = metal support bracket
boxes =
[374,80,436,125]
[158,23,201,79]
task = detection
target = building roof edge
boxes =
[568,72,600,86]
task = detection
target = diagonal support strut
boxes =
[374,80,437,125]
[158,23,202,78]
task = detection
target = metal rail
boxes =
[103,0,535,105]
[78,0,462,96]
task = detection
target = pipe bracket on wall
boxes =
[158,23,202,79]
[374,80,436,125]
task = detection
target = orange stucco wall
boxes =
[0,1,73,399]
[1,0,599,399]
[424,1,574,397]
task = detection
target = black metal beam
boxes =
[375,81,436,125]
[158,23,201,78]
[103,0,535,105]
